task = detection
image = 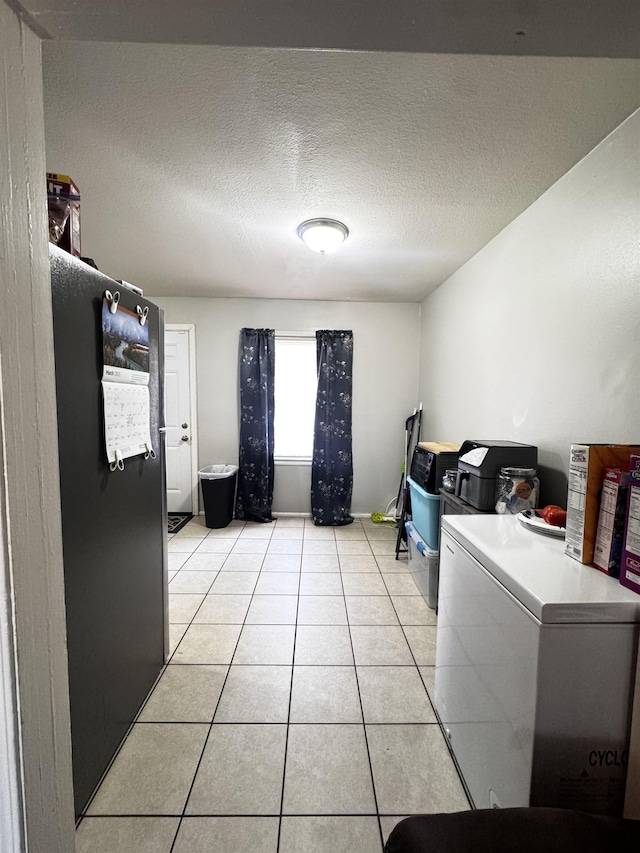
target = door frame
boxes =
[0,357,26,853]
[165,324,199,514]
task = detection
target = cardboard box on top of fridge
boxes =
[592,468,629,575]
[620,456,640,595]
[565,444,640,565]
[47,173,81,258]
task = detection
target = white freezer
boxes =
[434,515,640,816]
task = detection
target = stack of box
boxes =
[565,444,640,595]
[565,444,640,565]
[405,442,460,612]
[407,441,460,549]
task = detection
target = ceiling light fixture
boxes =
[297,218,349,255]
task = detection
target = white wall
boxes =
[418,109,640,506]
[150,297,421,514]
[0,2,75,851]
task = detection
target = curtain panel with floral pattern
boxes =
[311,330,354,526]
[235,328,275,522]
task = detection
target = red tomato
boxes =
[538,505,567,527]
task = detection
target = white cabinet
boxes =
[434,516,640,816]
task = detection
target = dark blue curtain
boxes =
[311,330,354,526]
[235,328,275,522]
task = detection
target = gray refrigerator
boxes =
[50,245,167,818]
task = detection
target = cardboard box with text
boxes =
[565,444,640,565]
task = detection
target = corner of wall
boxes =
[0,2,76,850]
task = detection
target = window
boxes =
[274,335,317,461]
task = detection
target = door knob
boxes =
[181,435,189,442]
[182,423,188,429]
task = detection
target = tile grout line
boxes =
[363,527,409,851]
[365,524,420,847]
[386,559,473,810]
[83,810,400,818]
[168,525,243,652]
[134,719,443,726]
[275,534,304,853]
[384,579,449,751]
[168,520,271,852]
[340,542,386,853]
[169,518,327,848]
[160,662,433,667]
[166,527,236,851]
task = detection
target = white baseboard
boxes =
[272,512,311,518]
[209,510,374,519]
[272,511,371,519]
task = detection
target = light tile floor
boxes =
[76,517,470,853]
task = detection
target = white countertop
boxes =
[442,515,640,624]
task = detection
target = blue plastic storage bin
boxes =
[407,475,441,549]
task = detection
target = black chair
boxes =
[385,808,640,853]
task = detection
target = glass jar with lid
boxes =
[495,467,539,514]
[442,469,457,492]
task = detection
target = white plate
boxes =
[517,510,566,538]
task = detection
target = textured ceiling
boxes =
[42,43,640,301]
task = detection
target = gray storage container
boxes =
[406,520,439,610]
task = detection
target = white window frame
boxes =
[274,331,317,466]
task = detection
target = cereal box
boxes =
[592,468,629,575]
[565,444,640,565]
[620,456,640,595]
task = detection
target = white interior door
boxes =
[165,327,197,513]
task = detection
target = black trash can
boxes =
[198,465,239,528]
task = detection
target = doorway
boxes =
[165,325,198,514]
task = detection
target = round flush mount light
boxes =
[297,218,349,254]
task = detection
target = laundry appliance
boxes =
[434,514,640,817]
